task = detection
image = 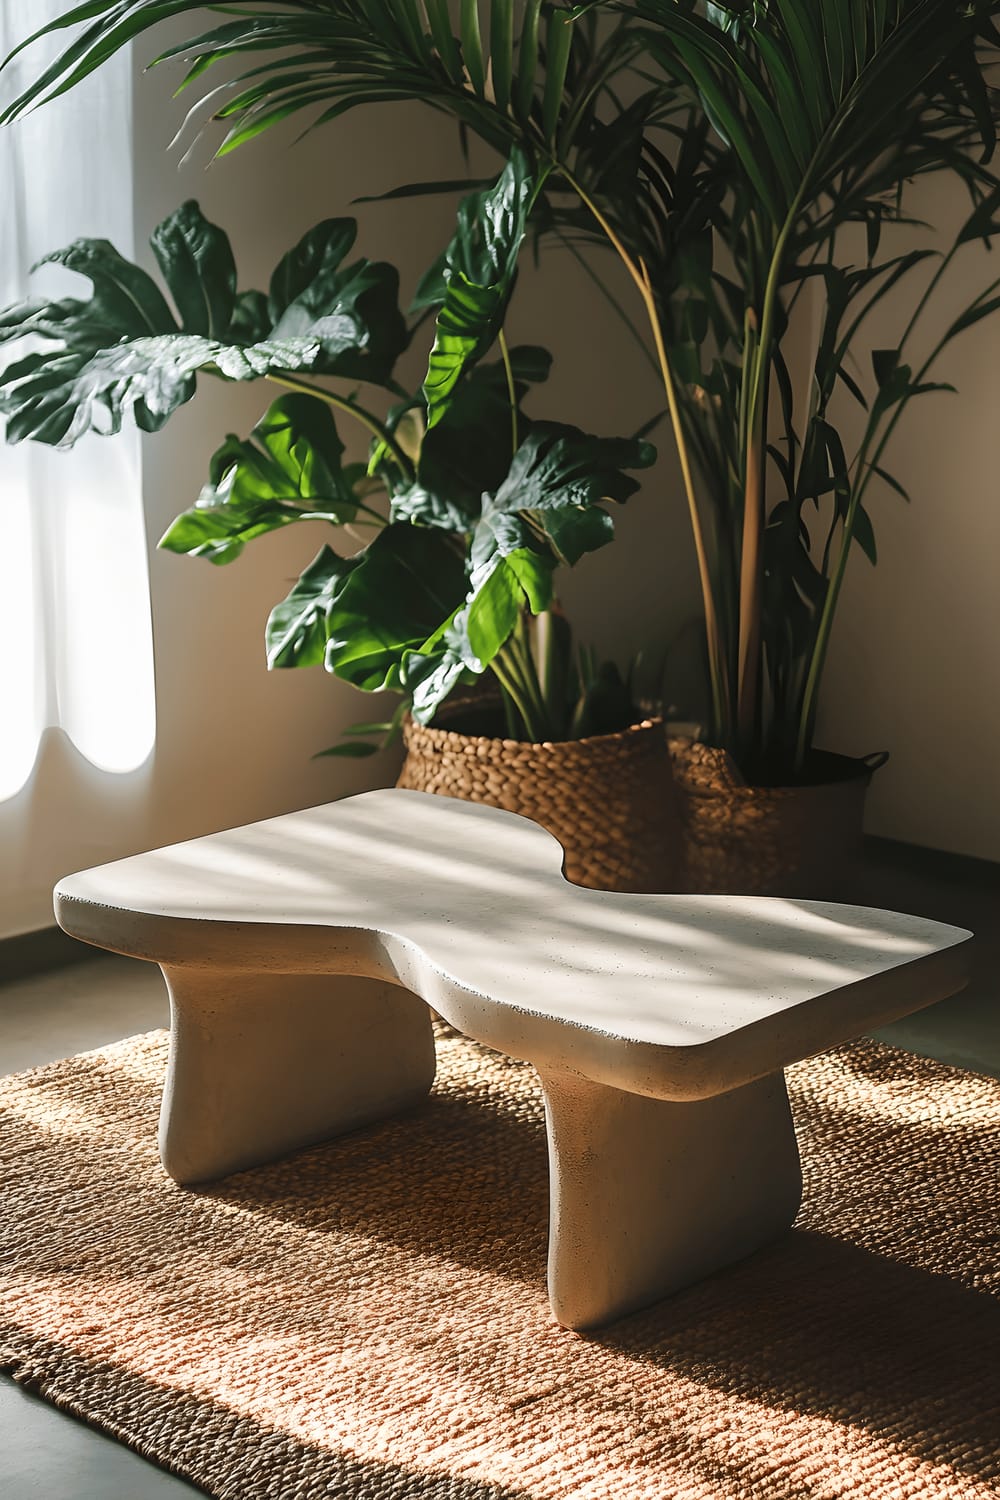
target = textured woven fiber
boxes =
[1,1028,998,1500]
[669,737,878,897]
[398,714,680,893]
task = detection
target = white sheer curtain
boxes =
[0,2,155,801]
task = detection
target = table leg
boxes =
[158,969,436,1185]
[539,1067,803,1330]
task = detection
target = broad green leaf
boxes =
[322,523,469,691]
[267,219,408,382]
[0,203,407,448]
[401,606,483,724]
[465,543,553,667]
[0,332,321,449]
[415,344,552,520]
[507,547,554,614]
[410,249,452,313]
[37,238,176,335]
[159,394,364,564]
[268,219,358,320]
[422,148,538,428]
[389,480,475,532]
[482,422,654,565]
[266,544,359,670]
[466,423,654,627]
[466,555,524,665]
[492,423,656,515]
[151,199,237,337]
[536,503,616,566]
[422,273,506,428]
[229,290,271,344]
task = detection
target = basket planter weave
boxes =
[668,737,885,898]
[397,710,681,894]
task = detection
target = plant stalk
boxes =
[265,371,416,481]
[497,327,519,458]
[558,164,727,740]
[491,626,551,741]
[488,653,537,738]
[736,214,796,752]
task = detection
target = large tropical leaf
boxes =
[265,522,468,691]
[389,343,552,531]
[465,546,554,667]
[0,201,406,447]
[478,421,656,567]
[421,148,541,429]
[265,542,359,670]
[461,421,656,667]
[265,218,407,383]
[159,393,372,564]
[399,606,484,724]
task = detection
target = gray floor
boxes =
[1,955,203,1498]
[1,843,997,1498]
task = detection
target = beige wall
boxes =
[817,174,1000,859]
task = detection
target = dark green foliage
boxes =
[0,203,407,447]
[6,2,1000,768]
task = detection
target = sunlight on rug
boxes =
[1,1025,998,1500]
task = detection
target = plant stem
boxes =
[736,214,796,752]
[558,163,727,740]
[512,613,553,735]
[490,634,550,740]
[639,260,730,741]
[265,371,415,481]
[498,327,519,459]
[489,654,533,737]
[554,228,661,377]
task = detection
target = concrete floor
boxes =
[0,842,997,1498]
[0,956,203,1498]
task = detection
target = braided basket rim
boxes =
[401,713,666,760]
[668,735,879,802]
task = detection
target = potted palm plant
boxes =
[5,1,1000,893]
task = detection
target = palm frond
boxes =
[1,2,639,167]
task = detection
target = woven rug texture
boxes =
[1,1025,998,1500]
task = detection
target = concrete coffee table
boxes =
[54,789,972,1329]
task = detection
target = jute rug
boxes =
[1,1026,998,1500]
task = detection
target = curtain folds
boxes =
[0,2,155,801]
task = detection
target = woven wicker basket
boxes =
[397,707,681,894]
[668,737,885,898]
